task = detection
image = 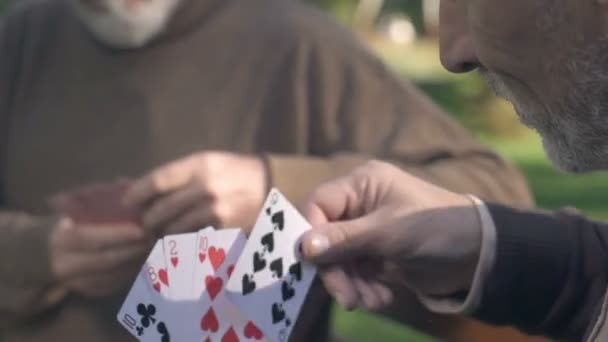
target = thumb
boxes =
[301,217,375,265]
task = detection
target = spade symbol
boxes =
[269,258,284,278]
[266,207,272,216]
[157,322,171,342]
[242,274,256,295]
[271,211,285,231]
[281,281,295,301]
[261,232,274,253]
[288,262,302,282]
[253,252,266,273]
[285,319,292,328]
[271,303,286,324]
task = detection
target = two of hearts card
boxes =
[117,188,317,342]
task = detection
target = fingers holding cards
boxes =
[225,189,317,342]
[49,179,139,226]
[117,189,316,342]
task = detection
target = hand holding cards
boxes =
[117,189,317,342]
[49,179,139,225]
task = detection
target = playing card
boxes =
[192,228,246,301]
[48,179,138,225]
[118,262,174,342]
[200,295,270,342]
[164,232,199,301]
[185,228,248,341]
[224,189,317,342]
[142,240,171,298]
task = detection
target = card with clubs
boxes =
[224,188,317,342]
[118,260,174,342]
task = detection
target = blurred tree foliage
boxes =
[307,0,425,32]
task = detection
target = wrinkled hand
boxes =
[50,219,152,297]
[123,152,267,235]
[300,161,482,311]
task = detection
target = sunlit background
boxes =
[2,0,608,341]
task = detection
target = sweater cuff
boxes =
[0,214,58,287]
[471,203,571,330]
[418,195,496,315]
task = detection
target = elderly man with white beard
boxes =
[0,0,536,341]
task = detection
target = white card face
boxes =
[163,232,198,301]
[142,240,171,298]
[225,189,317,342]
[117,264,175,342]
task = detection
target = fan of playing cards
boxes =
[117,189,317,342]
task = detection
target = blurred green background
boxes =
[2,0,608,341]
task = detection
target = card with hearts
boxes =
[117,188,316,342]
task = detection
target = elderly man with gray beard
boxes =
[297,1,608,342]
[0,0,536,341]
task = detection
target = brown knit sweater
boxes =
[0,0,533,341]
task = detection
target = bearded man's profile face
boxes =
[70,0,183,48]
[438,0,608,173]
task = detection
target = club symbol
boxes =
[137,303,157,327]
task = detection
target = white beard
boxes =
[70,0,182,48]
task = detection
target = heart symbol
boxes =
[221,327,239,342]
[204,337,211,342]
[271,303,286,324]
[158,268,169,286]
[199,252,206,263]
[289,262,302,281]
[281,281,295,301]
[227,265,235,278]
[261,232,274,253]
[206,276,223,300]
[200,308,219,332]
[242,274,256,295]
[244,321,264,340]
[269,258,283,278]
[209,247,226,271]
[153,282,161,293]
[171,257,179,268]
[253,252,266,273]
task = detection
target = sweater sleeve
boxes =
[0,10,68,327]
[472,203,608,342]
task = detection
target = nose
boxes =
[439,1,479,73]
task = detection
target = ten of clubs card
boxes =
[117,188,317,342]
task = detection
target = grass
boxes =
[331,38,608,341]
